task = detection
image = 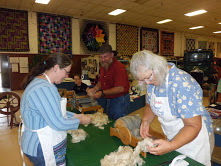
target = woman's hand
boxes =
[140,120,152,139]
[78,115,91,125]
[147,139,174,155]
[72,114,84,118]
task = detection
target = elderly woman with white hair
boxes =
[130,50,214,166]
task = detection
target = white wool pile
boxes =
[100,137,155,166]
[68,129,87,143]
[100,146,145,166]
[85,112,110,129]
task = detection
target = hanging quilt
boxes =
[116,24,138,57]
[38,13,72,55]
[80,19,108,54]
[198,41,207,49]
[209,42,215,55]
[0,8,29,52]
[186,38,195,51]
[160,31,174,56]
[140,27,159,53]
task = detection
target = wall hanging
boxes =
[140,27,159,53]
[38,13,72,55]
[160,31,174,56]
[0,8,29,52]
[116,23,138,57]
[80,19,108,54]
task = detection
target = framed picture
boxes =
[91,67,94,74]
[93,59,97,65]
[84,60,87,65]
[81,62,85,69]
[87,66,90,71]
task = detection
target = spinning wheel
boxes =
[0,92,21,128]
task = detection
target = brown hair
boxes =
[22,53,72,89]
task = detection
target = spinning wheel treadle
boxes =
[0,92,20,128]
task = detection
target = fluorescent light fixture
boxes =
[189,26,204,29]
[213,31,221,33]
[108,9,126,16]
[184,10,207,16]
[219,23,221,24]
[35,0,50,4]
[157,19,172,24]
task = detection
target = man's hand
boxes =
[87,88,97,97]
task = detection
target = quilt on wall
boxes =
[140,27,159,53]
[160,31,174,56]
[198,41,207,49]
[116,24,138,56]
[38,13,72,55]
[0,8,29,52]
[186,38,195,50]
[80,19,108,54]
[209,42,215,55]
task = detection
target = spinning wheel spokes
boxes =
[0,92,21,128]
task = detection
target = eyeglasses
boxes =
[63,68,70,75]
[138,71,153,84]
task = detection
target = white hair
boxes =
[130,50,169,86]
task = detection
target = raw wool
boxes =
[85,112,110,129]
[100,146,145,166]
[100,138,155,166]
[134,137,155,154]
[68,129,87,143]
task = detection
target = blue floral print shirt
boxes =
[146,63,213,134]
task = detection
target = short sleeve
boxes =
[169,70,204,119]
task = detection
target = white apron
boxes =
[20,73,68,166]
[150,76,211,166]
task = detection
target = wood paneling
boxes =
[0,53,90,91]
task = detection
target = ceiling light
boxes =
[35,0,50,4]
[189,26,204,29]
[184,10,207,17]
[157,19,172,24]
[219,23,221,24]
[108,9,126,16]
[213,31,221,33]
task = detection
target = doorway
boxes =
[0,54,11,92]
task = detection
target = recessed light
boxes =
[156,19,172,24]
[189,26,204,29]
[213,31,221,33]
[108,9,126,16]
[35,0,50,4]
[184,10,207,17]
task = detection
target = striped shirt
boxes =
[20,78,80,156]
